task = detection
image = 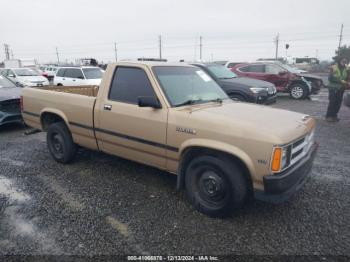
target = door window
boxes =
[265,64,282,74]
[109,67,156,104]
[56,68,65,77]
[64,69,84,79]
[247,64,265,73]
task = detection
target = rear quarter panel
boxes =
[22,87,98,150]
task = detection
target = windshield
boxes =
[0,76,17,88]
[82,68,103,79]
[206,64,237,79]
[153,66,228,107]
[13,68,40,76]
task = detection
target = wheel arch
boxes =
[176,141,255,192]
[40,109,69,131]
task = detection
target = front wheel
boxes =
[289,83,308,99]
[47,122,77,163]
[185,155,248,217]
[229,94,246,102]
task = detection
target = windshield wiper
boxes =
[206,98,224,104]
[219,77,236,79]
[174,99,203,107]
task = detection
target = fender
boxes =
[177,138,257,189]
[40,108,69,129]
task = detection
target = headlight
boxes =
[250,87,268,94]
[271,145,291,172]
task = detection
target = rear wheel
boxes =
[185,155,248,217]
[47,122,77,163]
[57,83,63,86]
[289,83,308,99]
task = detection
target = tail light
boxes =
[20,96,23,112]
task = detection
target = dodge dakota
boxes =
[22,62,317,217]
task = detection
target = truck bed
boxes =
[22,85,99,150]
[38,85,99,97]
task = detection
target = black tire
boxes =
[47,122,77,163]
[185,155,248,217]
[57,83,63,86]
[229,93,247,102]
[289,83,308,100]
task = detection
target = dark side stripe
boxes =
[69,121,178,152]
[22,111,40,117]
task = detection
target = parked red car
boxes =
[231,62,321,99]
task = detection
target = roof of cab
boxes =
[111,61,196,68]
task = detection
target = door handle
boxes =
[63,78,65,80]
[73,79,76,81]
[104,104,112,111]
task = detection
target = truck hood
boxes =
[0,87,22,102]
[186,101,314,144]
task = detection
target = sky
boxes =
[1,0,350,64]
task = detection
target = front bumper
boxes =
[255,92,277,105]
[254,142,318,204]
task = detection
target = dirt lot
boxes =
[0,88,349,259]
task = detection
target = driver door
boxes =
[95,65,168,169]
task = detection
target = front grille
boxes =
[0,99,20,113]
[290,131,314,166]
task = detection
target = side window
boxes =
[248,64,265,73]
[65,69,84,79]
[109,67,156,104]
[238,66,250,72]
[56,68,65,77]
[265,64,281,74]
[8,70,15,76]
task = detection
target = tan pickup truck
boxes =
[22,62,318,217]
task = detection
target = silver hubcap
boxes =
[291,86,303,98]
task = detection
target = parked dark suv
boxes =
[192,62,277,104]
[231,62,322,99]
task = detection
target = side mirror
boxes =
[9,74,15,78]
[138,96,162,109]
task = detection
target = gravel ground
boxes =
[0,88,349,260]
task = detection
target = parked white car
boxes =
[0,68,49,87]
[54,67,104,86]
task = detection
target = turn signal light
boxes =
[271,148,282,172]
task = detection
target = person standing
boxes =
[325,57,349,122]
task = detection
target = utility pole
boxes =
[159,35,162,60]
[55,47,60,65]
[114,42,118,62]
[338,23,344,50]
[199,36,203,61]
[4,44,10,60]
[274,33,279,60]
[10,49,14,59]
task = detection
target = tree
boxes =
[333,45,350,62]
